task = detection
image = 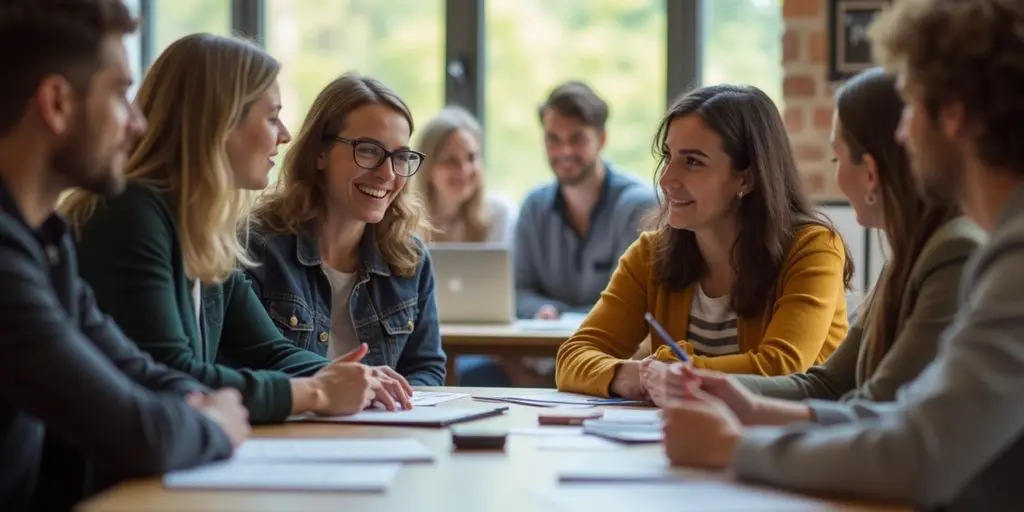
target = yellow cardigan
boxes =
[555,224,849,397]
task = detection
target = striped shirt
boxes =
[687,284,739,356]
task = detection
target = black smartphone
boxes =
[450,426,507,451]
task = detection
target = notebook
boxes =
[289,405,509,427]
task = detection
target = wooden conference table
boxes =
[79,388,908,512]
[440,323,573,385]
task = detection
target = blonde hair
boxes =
[60,33,279,283]
[414,106,490,242]
[251,72,431,277]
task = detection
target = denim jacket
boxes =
[244,227,446,386]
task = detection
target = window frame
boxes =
[136,0,701,123]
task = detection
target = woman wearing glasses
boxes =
[245,73,446,388]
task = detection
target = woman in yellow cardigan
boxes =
[555,84,853,400]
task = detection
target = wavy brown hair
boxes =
[251,73,430,277]
[647,84,854,317]
[414,106,489,242]
[61,33,278,283]
[836,67,959,369]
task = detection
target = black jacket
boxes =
[0,175,232,511]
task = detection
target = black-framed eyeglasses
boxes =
[326,136,425,177]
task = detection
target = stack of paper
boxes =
[473,391,648,408]
[164,438,431,492]
[582,409,663,444]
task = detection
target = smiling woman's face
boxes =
[658,114,750,232]
[318,103,412,225]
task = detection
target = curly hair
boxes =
[871,0,1024,172]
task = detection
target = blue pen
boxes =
[643,313,689,362]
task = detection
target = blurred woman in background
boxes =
[415,106,517,244]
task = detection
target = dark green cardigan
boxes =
[73,182,328,424]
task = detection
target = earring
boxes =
[737,191,745,199]
[864,191,877,205]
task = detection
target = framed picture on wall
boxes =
[828,0,893,81]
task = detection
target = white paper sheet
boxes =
[540,482,830,511]
[411,391,468,406]
[289,406,507,426]
[558,465,687,483]
[599,409,661,424]
[507,427,585,437]
[233,438,434,463]
[537,436,621,451]
[515,312,587,331]
[472,391,646,407]
[164,461,400,492]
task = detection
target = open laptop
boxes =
[428,242,515,324]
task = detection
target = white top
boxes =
[191,279,202,339]
[436,193,518,244]
[685,284,739,356]
[483,192,518,244]
[322,265,360,359]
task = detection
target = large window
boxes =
[485,0,667,202]
[701,0,783,106]
[151,0,232,60]
[123,0,142,98]
[266,0,445,161]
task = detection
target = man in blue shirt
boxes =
[458,82,655,387]
[515,81,656,320]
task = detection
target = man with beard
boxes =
[0,1,247,509]
[515,81,656,321]
[659,0,1024,510]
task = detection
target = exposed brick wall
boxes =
[783,0,842,200]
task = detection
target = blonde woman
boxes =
[244,73,445,387]
[60,34,407,424]
[414,106,516,243]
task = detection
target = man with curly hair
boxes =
[658,1,1024,510]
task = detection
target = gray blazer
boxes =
[731,185,1024,511]
[735,215,986,403]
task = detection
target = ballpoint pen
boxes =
[643,312,690,362]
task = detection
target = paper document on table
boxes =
[288,406,508,427]
[537,436,621,451]
[472,391,647,407]
[164,461,400,492]
[582,417,664,444]
[233,438,434,463]
[516,312,587,332]
[411,391,468,406]
[558,464,686,483]
[598,409,661,424]
[507,426,585,437]
[540,482,830,511]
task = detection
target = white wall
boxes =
[817,202,889,298]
